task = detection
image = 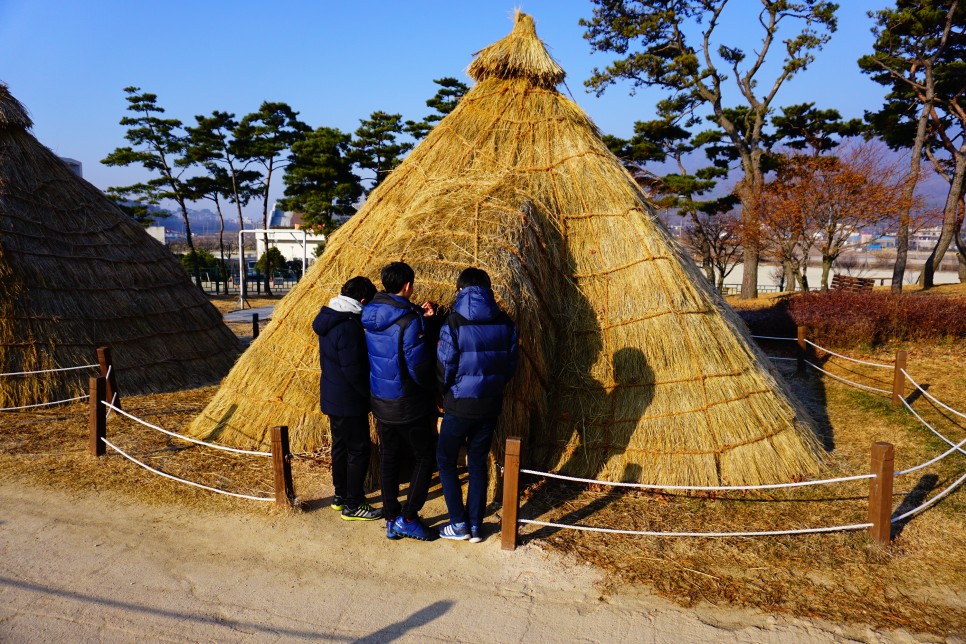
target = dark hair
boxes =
[456,267,491,290]
[341,276,376,303]
[381,261,415,294]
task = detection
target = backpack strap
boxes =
[394,311,419,383]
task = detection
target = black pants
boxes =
[329,415,371,507]
[377,416,437,521]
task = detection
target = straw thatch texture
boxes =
[190,12,822,486]
[0,84,240,409]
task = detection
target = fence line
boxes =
[101,401,270,457]
[902,368,966,422]
[0,363,99,377]
[100,438,274,502]
[895,432,966,477]
[518,468,873,492]
[751,335,797,342]
[803,360,893,395]
[804,339,894,369]
[518,518,873,538]
[0,394,90,412]
[898,397,966,460]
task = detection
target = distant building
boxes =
[146,225,185,245]
[59,157,82,177]
[910,226,942,251]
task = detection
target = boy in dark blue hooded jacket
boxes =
[436,267,517,543]
[312,276,381,521]
[362,262,440,541]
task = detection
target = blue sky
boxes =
[1,1,892,215]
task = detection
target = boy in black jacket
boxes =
[312,276,381,521]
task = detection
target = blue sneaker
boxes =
[391,516,437,541]
[440,522,469,541]
[386,519,401,540]
[469,525,483,543]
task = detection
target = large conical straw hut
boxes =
[0,84,240,409]
[189,13,822,486]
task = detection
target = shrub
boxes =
[785,291,966,348]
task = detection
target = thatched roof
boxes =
[189,13,822,486]
[0,83,240,409]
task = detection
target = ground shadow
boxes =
[891,473,939,539]
[355,600,454,643]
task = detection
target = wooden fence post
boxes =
[868,441,895,545]
[501,437,522,551]
[252,313,260,339]
[89,376,106,457]
[892,349,908,408]
[797,326,807,375]
[271,426,295,509]
[97,346,121,410]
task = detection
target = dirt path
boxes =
[0,482,933,643]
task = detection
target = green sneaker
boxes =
[341,503,381,521]
[330,495,345,511]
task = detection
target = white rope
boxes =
[0,394,90,411]
[766,356,798,361]
[751,335,797,341]
[891,469,966,523]
[895,433,966,476]
[804,340,894,369]
[804,360,892,395]
[898,396,966,460]
[902,368,966,422]
[0,363,99,377]
[518,518,873,537]
[518,468,873,491]
[101,401,270,457]
[100,438,274,502]
[104,391,119,419]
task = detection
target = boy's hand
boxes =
[421,302,436,317]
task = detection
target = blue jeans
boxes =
[436,413,497,528]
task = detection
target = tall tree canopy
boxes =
[350,111,413,193]
[280,126,362,233]
[859,0,963,291]
[102,86,203,287]
[582,0,838,298]
[405,77,469,140]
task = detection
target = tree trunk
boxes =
[820,256,833,291]
[956,197,966,283]
[178,199,202,289]
[215,196,226,296]
[688,211,715,283]
[893,101,932,293]
[261,166,274,296]
[920,148,966,289]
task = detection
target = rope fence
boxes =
[500,327,966,550]
[0,360,101,411]
[0,363,99,377]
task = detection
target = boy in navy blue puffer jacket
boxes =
[362,262,440,541]
[436,267,518,543]
[312,276,381,522]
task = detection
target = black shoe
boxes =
[330,495,345,511]
[341,503,382,521]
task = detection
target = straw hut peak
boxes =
[0,84,240,409]
[189,15,822,487]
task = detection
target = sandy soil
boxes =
[1,482,951,643]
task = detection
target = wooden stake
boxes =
[501,437,522,551]
[868,442,895,545]
[252,313,259,339]
[892,349,908,408]
[797,326,807,375]
[89,376,106,457]
[271,426,295,509]
[97,346,121,410]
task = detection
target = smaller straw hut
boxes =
[0,84,240,409]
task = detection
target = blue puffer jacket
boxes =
[361,292,435,424]
[312,296,370,417]
[437,286,518,419]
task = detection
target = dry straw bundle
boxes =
[0,84,240,409]
[190,12,822,486]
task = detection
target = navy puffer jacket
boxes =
[437,286,518,419]
[362,292,435,424]
[312,296,370,417]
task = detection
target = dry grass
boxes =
[187,12,822,488]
